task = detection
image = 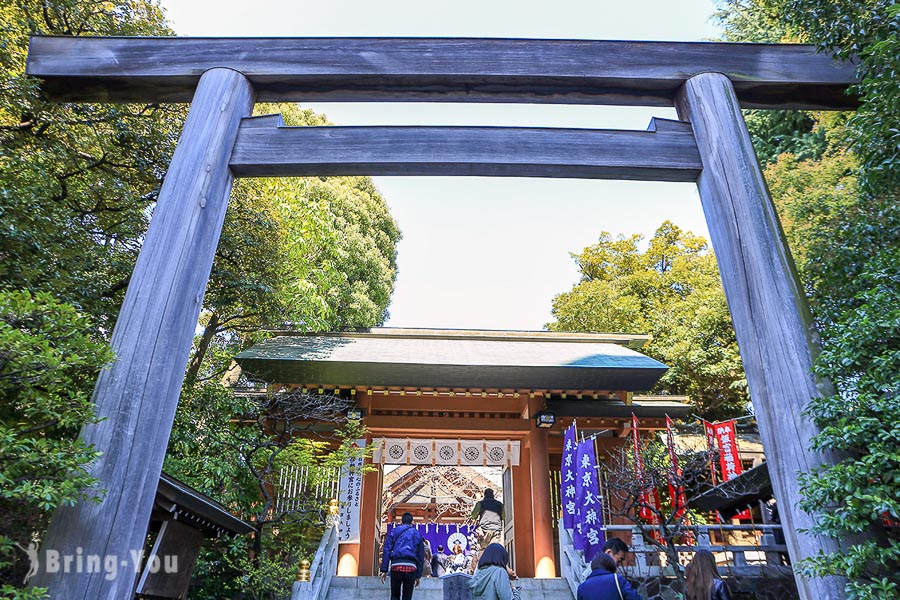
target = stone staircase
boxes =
[324,576,574,600]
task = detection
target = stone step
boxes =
[324,576,573,600]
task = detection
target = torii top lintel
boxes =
[27,36,857,109]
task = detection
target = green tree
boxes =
[1,2,179,597]
[186,104,400,385]
[0,0,184,330]
[0,291,113,597]
[165,384,369,600]
[2,2,402,597]
[716,1,900,596]
[547,221,747,419]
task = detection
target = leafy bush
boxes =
[0,290,113,596]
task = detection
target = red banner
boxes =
[714,420,741,481]
[665,416,688,521]
[713,419,751,520]
[702,419,719,485]
[632,414,663,542]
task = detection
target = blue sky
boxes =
[160,0,721,330]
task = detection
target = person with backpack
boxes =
[379,512,426,600]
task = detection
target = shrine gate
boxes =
[234,327,691,577]
[25,35,858,599]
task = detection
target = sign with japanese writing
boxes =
[338,439,365,544]
[574,437,604,560]
[714,420,742,481]
[561,423,577,530]
[713,420,751,520]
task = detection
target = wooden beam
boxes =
[30,69,255,598]
[675,72,848,600]
[370,395,526,413]
[229,118,701,182]
[548,399,692,418]
[365,415,530,437]
[27,36,857,109]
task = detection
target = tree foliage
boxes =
[0,2,179,596]
[2,2,402,597]
[547,221,747,419]
[165,384,369,599]
[186,104,400,385]
[716,1,900,596]
[0,291,113,595]
[0,0,183,331]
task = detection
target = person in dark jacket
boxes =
[471,488,504,547]
[576,552,641,600]
[684,550,731,600]
[431,544,447,577]
[379,512,426,600]
[602,537,630,569]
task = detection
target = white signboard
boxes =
[338,439,365,544]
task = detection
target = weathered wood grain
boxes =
[31,68,255,598]
[27,36,857,109]
[228,118,701,181]
[675,72,846,600]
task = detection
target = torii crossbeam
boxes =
[26,36,858,600]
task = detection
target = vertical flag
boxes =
[714,420,741,481]
[632,414,663,543]
[561,423,578,530]
[574,437,605,560]
[665,416,687,518]
[713,419,751,520]
[702,419,719,485]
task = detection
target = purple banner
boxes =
[386,523,475,558]
[561,423,577,530]
[574,438,605,561]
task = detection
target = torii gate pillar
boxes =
[676,72,846,599]
[31,68,255,598]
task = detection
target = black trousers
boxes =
[390,569,417,600]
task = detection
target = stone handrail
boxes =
[558,519,590,598]
[292,524,339,600]
[558,521,791,590]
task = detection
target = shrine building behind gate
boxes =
[236,328,691,578]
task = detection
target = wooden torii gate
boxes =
[26,36,858,599]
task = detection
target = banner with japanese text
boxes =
[713,420,751,520]
[574,437,605,560]
[338,439,365,543]
[714,420,741,481]
[561,423,577,530]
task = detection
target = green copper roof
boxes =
[235,328,668,391]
